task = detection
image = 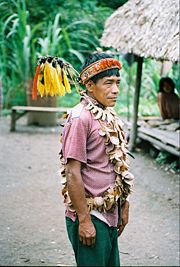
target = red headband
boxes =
[80,58,122,84]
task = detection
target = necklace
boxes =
[59,92,134,213]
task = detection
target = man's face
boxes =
[87,76,120,107]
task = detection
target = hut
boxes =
[100,0,179,152]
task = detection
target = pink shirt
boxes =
[62,99,118,227]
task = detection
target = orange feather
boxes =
[32,65,40,100]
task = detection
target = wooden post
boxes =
[129,56,143,151]
[127,53,134,122]
[127,65,132,121]
[10,109,16,132]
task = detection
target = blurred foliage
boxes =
[0,0,179,118]
[115,56,162,117]
[155,151,180,172]
[156,151,171,164]
[0,0,112,108]
[0,0,40,107]
[97,0,128,9]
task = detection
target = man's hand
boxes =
[117,200,129,236]
[79,214,96,246]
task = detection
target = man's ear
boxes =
[85,80,94,93]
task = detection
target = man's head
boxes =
[80,52,121,107]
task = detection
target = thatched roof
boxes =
[101,0,179,62]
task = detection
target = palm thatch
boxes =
[101,0,179,62]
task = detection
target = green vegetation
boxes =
[0,0,112,108]
[0,0,179,117]
[155,151,180,172]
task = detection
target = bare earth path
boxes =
[0,116,179,266]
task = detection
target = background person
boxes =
[157,77,180,120]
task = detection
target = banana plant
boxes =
[37,13,99,68]
[0,0,42,108]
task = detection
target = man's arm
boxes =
[117,200,129,236]
[66,159,96,246]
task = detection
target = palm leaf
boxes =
[69,49,85,64]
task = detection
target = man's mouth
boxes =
[109,98,117,101]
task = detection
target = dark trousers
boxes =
[66,215,120,267]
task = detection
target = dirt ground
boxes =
[0,115,179,266]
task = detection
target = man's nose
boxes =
[112,83,119,94]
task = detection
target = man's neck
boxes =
[86,92,105,109]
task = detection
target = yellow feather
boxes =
[56,65,63,82]
[56,65,65,96]
[36,59,72,97]
[53,67,65,96]
[62,69,71,93]
[37,78,45,97]
[44,61,54,96]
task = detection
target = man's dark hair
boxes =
[159,77,175,93]
[81,52,120,84]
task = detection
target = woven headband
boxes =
[80,58,122,84]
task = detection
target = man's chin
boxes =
[101,100,116,107]
[108,101,116,107]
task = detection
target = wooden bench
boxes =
[124,117,180,157]
[137,126,179,157]
[10,106,71,132]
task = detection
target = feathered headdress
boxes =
[32,55,122,100]
[31,56,80,100]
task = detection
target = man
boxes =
[59,52,134,266]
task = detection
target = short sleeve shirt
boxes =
[62,101,118,226]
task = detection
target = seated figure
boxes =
[157,77,180,120]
